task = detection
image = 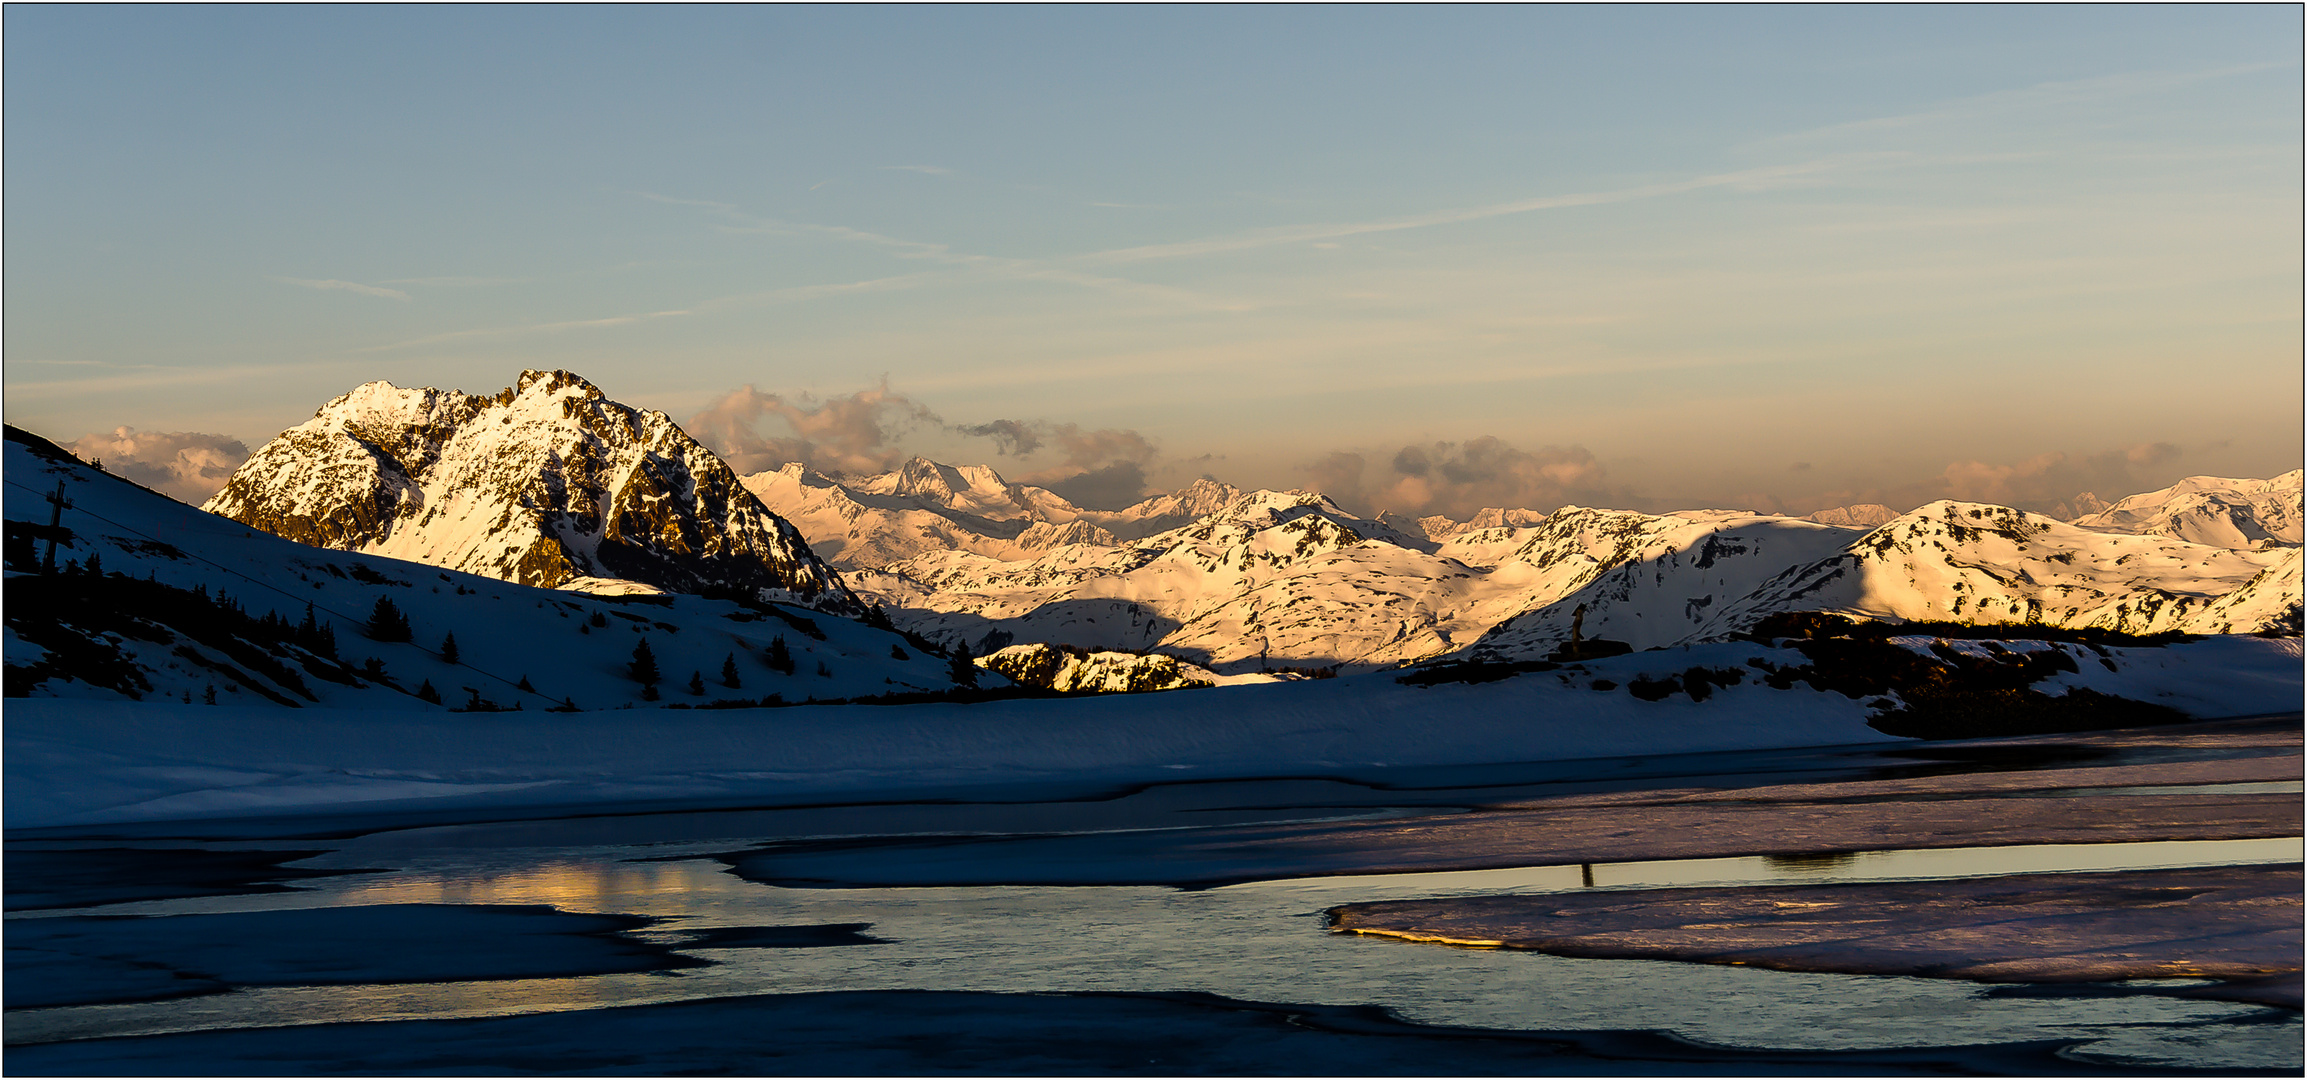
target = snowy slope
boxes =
[204,371,853,610]
[866,485,2297,672]
[5,427,974,712]
[1693,501,2288,640]
[1456,509,1868,655]
[849,496,1844,673]
[11,632,2296,831]
[2070,471,2304,549]
[2181,547,2304,635]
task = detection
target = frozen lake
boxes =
[7,721,2301,1074]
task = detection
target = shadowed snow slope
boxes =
[4,426,964,711]
[203,371,853,610]
[10,634,2297,830]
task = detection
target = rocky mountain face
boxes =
[4,426,961,709]
[975,643,1238,694]
[739,457,1241,570]
[203,371,855,612]
[2069,471,2303,549]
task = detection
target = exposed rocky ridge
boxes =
[204,371,856,612]
[975,642,1225,694]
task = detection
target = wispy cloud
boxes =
[1751,64,2281,150]
[710,216,1253,310]
[7,362,367,399]
[1070,156,1878,267]
[272,277,410,300]
[379,276,530,288]
[356,308,696,353]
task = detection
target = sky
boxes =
[5,6,2300,517]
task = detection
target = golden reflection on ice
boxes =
[334,858,752,913]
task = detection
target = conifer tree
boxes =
[416,679,441,704]
[720,653,741,689]
[440,632,459,665]
[630,638,661,687]
[949,641,979,689]
[367,596,412,642]
[765,636,794,675]
[518,674,535,693]
[686,670,705,695]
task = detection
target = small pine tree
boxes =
[720,653,741,689]
[203,684,217,705]
[686,670,705,696]
[630,638,661,686]
[517,674,535,692]
[814,660,831,678]
[363,656,387,678]
[440,632,460,665]
[367,596,412,642]
[416,679,441,704]
[85,551,102,577]
[949,641,979,689]
[766,636,795,675]
[590,611,608,628]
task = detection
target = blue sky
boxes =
[6,6,2299,515]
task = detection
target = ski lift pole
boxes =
[42,480,71,574]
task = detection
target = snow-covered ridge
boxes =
[5,426,966,711]
[2069,471,2303,549]
[852,483,2297,673]
[204,370,855,611]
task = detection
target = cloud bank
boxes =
[688,384,1163,508]
[1793,442,2191,521]
[65,427,250,504]
[1304,437,1615,521]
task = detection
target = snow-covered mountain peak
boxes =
[205,372,856,611]
[2070,471,2302,549]
[858,456,1024,514]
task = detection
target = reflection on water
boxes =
[7,834,2299,1072]
[1762,852,1860,874]
[332,859,757,911]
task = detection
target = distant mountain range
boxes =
[11,371,2298,706]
